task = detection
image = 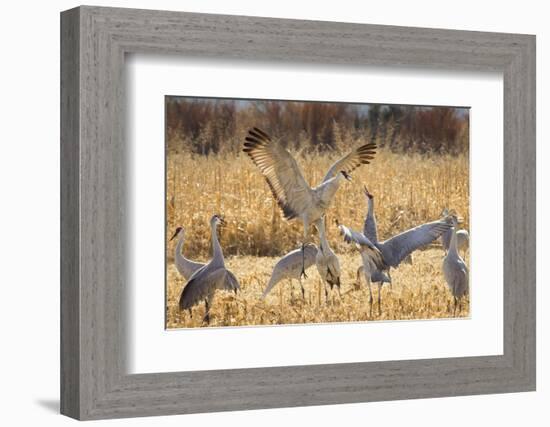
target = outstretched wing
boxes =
[203,268,240,293]
[339,224,374,247]
[338,224,385,270]
[179,267,240,310]
[243,128,314,220]
[179,268,209,310]
[322,143,377,182]
[379,219,452,267]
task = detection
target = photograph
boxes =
[165,96,470,328]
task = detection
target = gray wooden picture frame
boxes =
[60,5,536,421]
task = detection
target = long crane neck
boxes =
[175,233,197,277]
[317,218,330,254]
[448,227,459,257]
[367,197,375,220]
[211,222,224,265]
[365,196,379,243]
[175,234,185,261]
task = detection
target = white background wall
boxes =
[0,0,546,425]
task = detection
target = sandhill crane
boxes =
[440,209,469,257]
[443,226,469,315]
[243,127,376,277]
[314,216,341,304]
[179,215,240,324]
[362,186,413,288]
[169,227,204,280]
[339,215,452,315]
[337,223,385,316]
[261,243,318,300]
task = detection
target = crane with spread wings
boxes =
[339,213,453,315]
[243,127,377,278]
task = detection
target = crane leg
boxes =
[388,269,393,291]
[188,309,192,319]
[368,281,373,318]
[378,282,383,316]
[453,296,457,317]
[203,299,211,324]
[324,285,329,305]
[300,242,308,279]
[299,277,306,301]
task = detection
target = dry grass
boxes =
[166,146,469,328]
[166,251,470,328]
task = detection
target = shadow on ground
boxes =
[35,399,59,414]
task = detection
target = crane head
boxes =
[212,214,226,227]
[169,226,183,241]
[363,185,374,199]
[444,213,463,227]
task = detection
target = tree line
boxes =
[166,97,469,156]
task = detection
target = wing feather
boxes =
[179,267,240,310]
[338,224,385,270]
[322,143,377,182]
[243,128,314,220]
[379,219,452,267]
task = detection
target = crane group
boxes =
[172,128,469,324]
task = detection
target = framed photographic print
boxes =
[61,6,536,420]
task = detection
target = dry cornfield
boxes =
[165,147,469,328]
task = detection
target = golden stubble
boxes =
[165,147,469,328]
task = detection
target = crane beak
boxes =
[169,229,180,241]
[342,171,352,182]
[219,217,226,226]
[364,185,373,199]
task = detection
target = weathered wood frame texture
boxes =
[60,5,536,420]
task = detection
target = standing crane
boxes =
[339,213,452,315]
[315,216,342,304]
[169,226,204,280]
[261,243,318,300]
[243,127,376,278]
[443,225,469,315]
[178,215,240,324]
